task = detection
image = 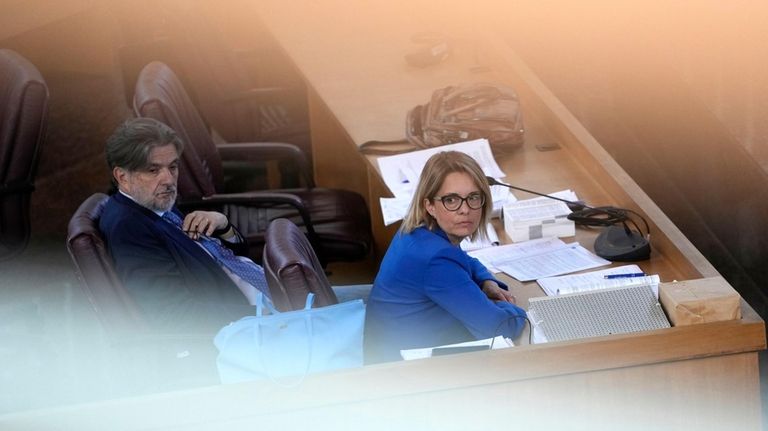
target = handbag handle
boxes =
[255,291,314,316]
[256,290,281,317]
[254,292,315,387]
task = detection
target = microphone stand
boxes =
[486,176,651,261]
[485,176,588,212]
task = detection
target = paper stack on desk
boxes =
[468,237,611,281]
[377,139,504,199]
[537,264,660,297]
[502,190,577,242]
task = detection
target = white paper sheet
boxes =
[503,199,571,222]
[460,223,500,251]
[494,242,611,282]
[468,237,567,273]
[490,184,513,218]
[380,196,412,226]
[377,139,505,198]
[537,265,660,297]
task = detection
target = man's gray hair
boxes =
[106,117,184,173]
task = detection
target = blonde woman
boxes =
[365,151,526,363]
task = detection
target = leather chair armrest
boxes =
[178,191,319,241]
[217,142,314,188]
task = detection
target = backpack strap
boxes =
[358,139,420,155]
[359,104,429,155]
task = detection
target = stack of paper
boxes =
[503,199,573,242]
[501,189,577,242]
[468,237,611,281]
[537,265,661,297]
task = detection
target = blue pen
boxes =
[604,273,646,279]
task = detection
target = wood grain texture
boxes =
[256,0,716,284]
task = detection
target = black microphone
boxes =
[485,176,651,261]
[485,176,588,212]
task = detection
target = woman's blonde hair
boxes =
[400,151,492,241]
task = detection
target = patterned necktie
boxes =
[162,211,270,298]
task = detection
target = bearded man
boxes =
[100,118,264,333]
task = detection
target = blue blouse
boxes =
[364,226,526,363]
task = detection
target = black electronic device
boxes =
[593,225,651,261]
[486,176,651,261]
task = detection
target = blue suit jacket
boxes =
[364,226,526,363]
[99,192,254,333]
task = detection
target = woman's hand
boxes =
[182,211,229,240]
[481,280,517,304]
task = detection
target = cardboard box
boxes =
[659,277,741,326]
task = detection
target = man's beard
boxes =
[141,187,177,213]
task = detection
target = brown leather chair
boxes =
[0,49,48,260]
[66,193,146,334]
[263,218,339,312]
[133,61,373,265]
[67,193,218,391]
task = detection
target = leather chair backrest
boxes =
[263,218,338,312]
[133,61,224,200]
[0,49,48,259]
[66,193,149,333]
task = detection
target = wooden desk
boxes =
[250,0,721,277]
[1,2,762,429]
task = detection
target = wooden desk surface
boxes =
[255,0,716,279]
[250,0,763,308]
[2,2,761,429]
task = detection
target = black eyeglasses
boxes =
[433,192,485,211]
